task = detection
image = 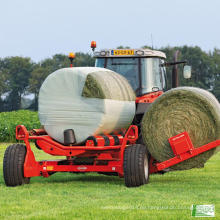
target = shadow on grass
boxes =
[30,172,196,187]
[0,171,197,188]
[0,168,208,188]
[31,173,124,186]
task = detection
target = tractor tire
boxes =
[123,144,149,187]
[3,144,30,187]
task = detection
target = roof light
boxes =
[68,52,75,67]
[136,50,144,56]
[91,41,97,51]
[69,52,75,59]
[100,51,106,56]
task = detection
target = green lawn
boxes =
[0,143,219,220]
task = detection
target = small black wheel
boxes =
[3,144,30,187]
[123,144,149,187]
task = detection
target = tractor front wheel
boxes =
[123,144,149,187]
[3,144,30,187]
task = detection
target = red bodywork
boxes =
[16,124,220,179]
[136,91,163,103]
[16,125,138,178]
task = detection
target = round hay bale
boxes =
[82,70,135,101]
[141,87,220,170]
[38,67,136,144]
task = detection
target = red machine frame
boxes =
[16,124,220,179]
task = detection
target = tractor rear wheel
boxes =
[3,144,30,187]
[123,144,149,187]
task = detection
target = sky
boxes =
[0,0,220,62]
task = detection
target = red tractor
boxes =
[3,44,220,187]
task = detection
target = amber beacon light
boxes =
[69,52,75,67]
[91,41,96,51]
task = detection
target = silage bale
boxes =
[82,70,135,101]
[141,87,220,170]
[38,67,136,144]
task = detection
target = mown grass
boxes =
[0,111,40,142]
[0,143,219,220]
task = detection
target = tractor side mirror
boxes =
[183,65,191,79]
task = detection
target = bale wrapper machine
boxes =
[3,124,219,187]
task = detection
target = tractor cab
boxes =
[94,48,167,97]
[92,47,191,118]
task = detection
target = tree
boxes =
[28,65,50,110]
[179,46,215,89]
[0,58,8,107]
[157,46,216,90]
[212,48,220,100]
[74,52,95,67]
[0,70,8,111]
[41,54,69,73]
[1,57,34,110]
[213,76,220,100]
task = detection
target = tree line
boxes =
[0,45,219,112]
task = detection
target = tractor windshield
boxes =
[95,57,166,96]
[141,58,166,94]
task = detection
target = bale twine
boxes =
[141,87,220,170]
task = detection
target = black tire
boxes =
[123,144,149,187]
[3,144,30,187]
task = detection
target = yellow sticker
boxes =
[46,166,54,171]
[112,49,134,56]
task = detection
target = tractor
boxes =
[3,42,219,187]
[92,43,191,126]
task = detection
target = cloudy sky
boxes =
[0,0,219,61]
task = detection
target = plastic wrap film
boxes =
[38,67,136,144]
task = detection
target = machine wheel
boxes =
[123,144,149,187]
[3,144,30,187]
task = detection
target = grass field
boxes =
[0,111,40,142]
[0,143,219,220]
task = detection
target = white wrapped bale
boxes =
[38,67,136,144]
